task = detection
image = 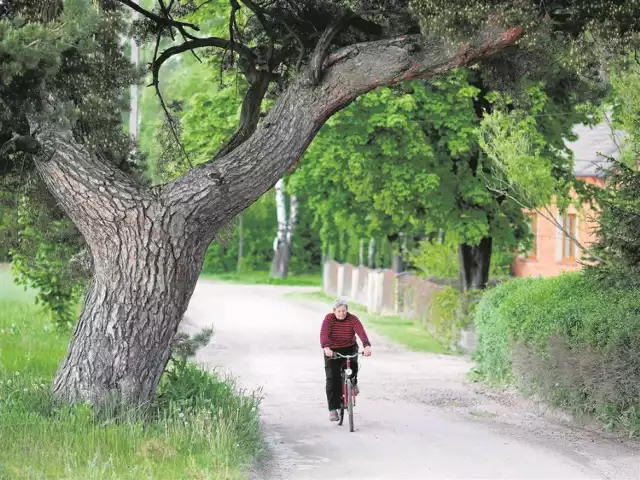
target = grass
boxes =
[0,268,264,479]
[201,270,321,286]
[288,290,448,354]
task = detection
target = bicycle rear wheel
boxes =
[347,379,354,432]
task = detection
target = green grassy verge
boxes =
[0,268,264,479]
[288,290,448,354]
[201,270,321,286]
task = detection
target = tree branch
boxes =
[310,11,356,85]
[487,185,607,264]
[280,20,305,73]
[151,36,254,87]
[0,134,41,157]
[238,0,276,40]
[213,71,271,160]
[163,26,524,239]
[117,0,200,31]
[32,127,144,243]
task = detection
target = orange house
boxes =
[513,122,621,278]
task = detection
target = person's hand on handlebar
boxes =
[324,347,334,357]
[363,346,372,357]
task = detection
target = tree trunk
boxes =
[458,237,493,291]
[391,233,407,272]
[358,238,364,266]
[368,238,375,268]
[53,224,207,406]
[31,133,215,407]
[270,181,298,279]
[271,179,288,278]
[391,254,404,273]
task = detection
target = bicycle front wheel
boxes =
[347,379,354,432]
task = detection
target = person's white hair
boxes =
[333,298,348,310]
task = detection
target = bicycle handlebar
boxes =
[330,351,364,360]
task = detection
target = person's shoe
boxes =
[329,410,339,422]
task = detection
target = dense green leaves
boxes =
[291,71,525,270]
[9,184,85,328]
[1,0,140,322]
[586,64,640,286]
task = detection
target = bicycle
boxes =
[331,351,364,432]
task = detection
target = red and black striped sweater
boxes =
[320,312,371,349]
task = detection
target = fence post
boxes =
[371,271,384,314]
[323,260,330,294]
[366,271,375,313]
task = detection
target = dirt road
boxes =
[182,281,639,480]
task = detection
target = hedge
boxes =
[473,272,640,436]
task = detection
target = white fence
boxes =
[322,260,476,353]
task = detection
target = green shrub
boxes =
[428,286,481,350]
[473,273,640,436]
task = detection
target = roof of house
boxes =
[566,121,625,177]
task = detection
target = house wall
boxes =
[513,176,602,278]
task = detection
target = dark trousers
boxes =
[324,344,359,411]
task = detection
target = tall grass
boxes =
[0,268,264,479]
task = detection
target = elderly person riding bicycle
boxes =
[320,299,372,422]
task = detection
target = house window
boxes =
[526,213,538,259]
[562,214,577,260]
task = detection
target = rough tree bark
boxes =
[29,26,521,406]
[34,132,212,405]
[458,237,493,291]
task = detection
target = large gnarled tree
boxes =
[3,0,636,406]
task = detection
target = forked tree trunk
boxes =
[35,136,214,406]
[458,237,493,291]
[53,217,207,405]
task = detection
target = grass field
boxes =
[0,268,264,479]
[287,290,448,354]
[201,270,321,286]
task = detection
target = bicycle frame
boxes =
[331,351,363,431]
